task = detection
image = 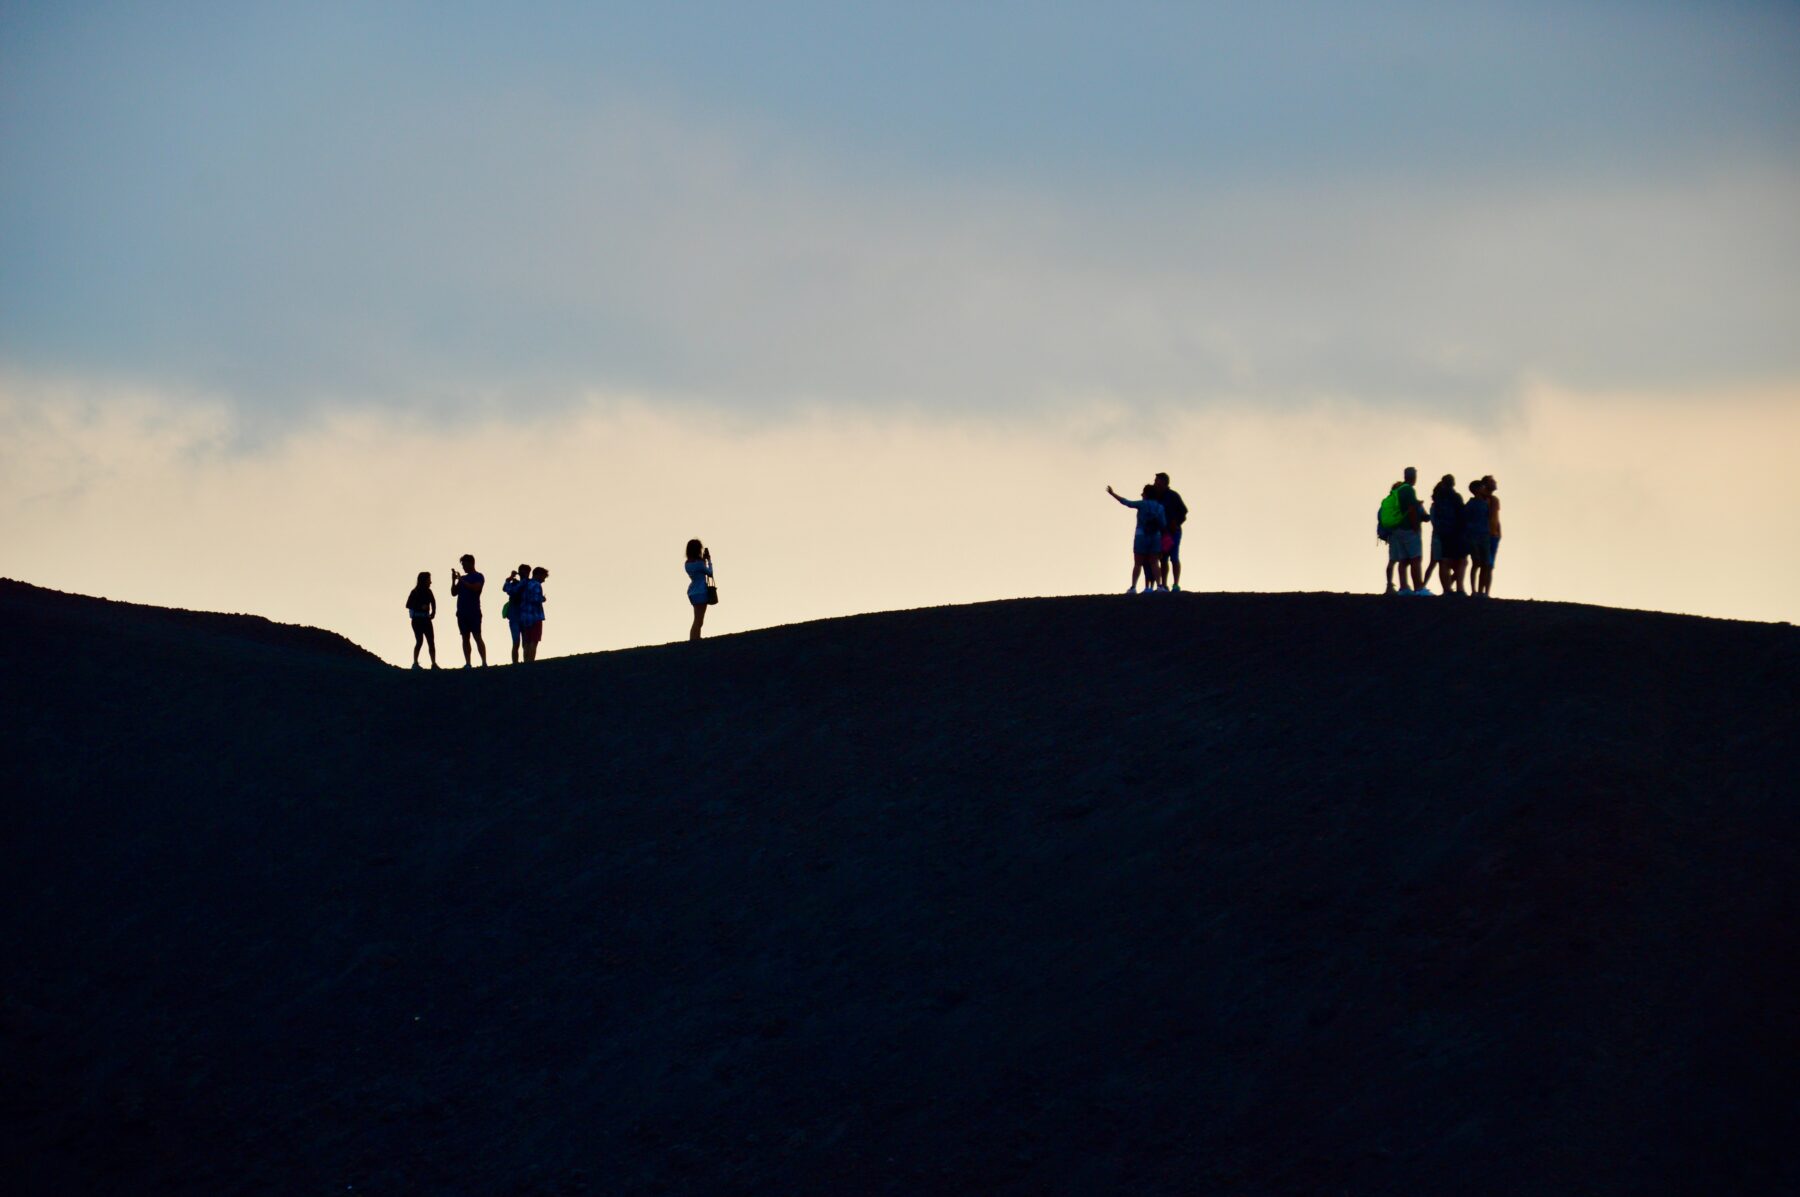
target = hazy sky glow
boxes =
[3,2,1797,648]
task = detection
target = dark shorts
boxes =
[1468,536,1492,567]
[1162,528,1182,560]
[457,612,482,635]
[410,617,433,637]
[522,622,543,644]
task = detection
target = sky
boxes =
[3,1,1798,661]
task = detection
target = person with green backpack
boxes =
[1380,466,1431,595]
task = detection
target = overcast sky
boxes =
[4,3,1798,648]
[5,1,1798,424]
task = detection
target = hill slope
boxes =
[3,581,1797,1195]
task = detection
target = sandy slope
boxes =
[2,579,1797,1195]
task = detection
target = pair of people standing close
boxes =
[502,565,550,663]
[1105,472,1188,594]
[1378,467,1501,597]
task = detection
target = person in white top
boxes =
[685,538,713,641]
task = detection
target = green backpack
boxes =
[1378,489,1405,529]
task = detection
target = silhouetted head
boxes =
[1433,476,1456,502]
[460,553,475,570]
[1140,483,1156,499]
[517,563,530,578]
[1403,466,1417,485]
[532,566,548,581]
[416,571,430,588]
[1469,478,1485,496]
[686,538,703,561]
[1154,472,1170,487]
[1483,475,1497,493]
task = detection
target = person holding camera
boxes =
[685,539,713,641]
[501,563,531,664]
[450,553,487,667]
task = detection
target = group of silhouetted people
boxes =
[1378,467,1502,597]
[1105,472,1189,594]
[406,541,716,667]
[405,556,549,668]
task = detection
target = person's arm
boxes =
[429,594,436,618]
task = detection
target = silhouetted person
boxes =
[1389,466,1429,595]
[406,571,439,670]
[1379,480,1404,594]
[1106,483,1167,594]
[451,553,487,667]
[686,539,714,640]
[1464,479,1493,598]
[1151,471,1188,592]
[1482,475,1501,595]
[518,566,549,662]
[502,563,531,664]
[1428,474,1468,596]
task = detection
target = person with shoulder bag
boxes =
[686,539,715,641]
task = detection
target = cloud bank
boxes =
[3,4,1798,424]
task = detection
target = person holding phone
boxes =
[450,554,487,667]
[685,539,713,640]
[502,563,530,664]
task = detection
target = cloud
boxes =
[3,5,1798,424]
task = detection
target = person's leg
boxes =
[474,628,487,665]
[1408,557,1424,592]
[1422,555,1438,587]
[425,622,438,666]
[510,619,521,664]
[1129,556,1143,592]
[412,622,424,665]
[1384,555,1397,594]
[690,603,706,641]
[461,629,473,667]
[523,626,538,662]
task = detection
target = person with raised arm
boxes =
[685,539,714,641]
[450,553,487,667]
[502,563,531,664]
[1106,483,1167,595]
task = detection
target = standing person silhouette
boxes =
[1482,476,1502,596]
[1427,475,1467,595]
[1390,466,1430,596]
[502,563,530,664]
[406,571,439,670]
[1151,472,1188,592]
[1106,483,1167,594]
[1464,479,1493,599]
[685,539,714,640]
[450,554,487,667]
[518,566,549,662]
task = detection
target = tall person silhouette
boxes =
[450,554,487,667]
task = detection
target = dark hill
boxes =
[3,581,1797,1195]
